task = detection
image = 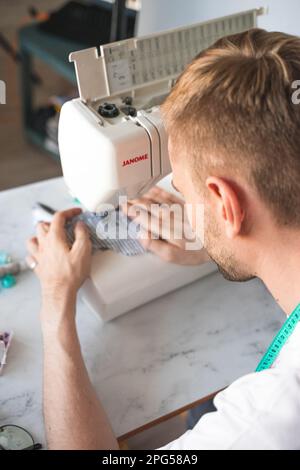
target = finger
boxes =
[143,186,184,205]
[128,196,184,222]
[50,208,82,241]
[26,236,39,255]
[139,225,188,251]
[126,198,165,221]
[128,186,182,208]
[125,197,159,212]
[141,237,181,264]
[121,200,156,221]
[36,221,49,239]
[120,200,131,215]
[71,221,92,253]
[128,186,161,206]
[127,205,161,238]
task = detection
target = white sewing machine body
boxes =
[59,99,170,211]
[59,9,262,321]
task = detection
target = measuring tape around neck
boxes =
[256,303,300,372]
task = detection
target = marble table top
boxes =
[0,177,284,445]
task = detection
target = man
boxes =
[27,28,300,449]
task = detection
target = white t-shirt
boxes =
[160,322,300,450]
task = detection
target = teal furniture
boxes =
[18,23,84,159]
[18,1,135,160]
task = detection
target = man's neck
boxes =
[256,228,300,315]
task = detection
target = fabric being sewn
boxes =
[66,210,147,256]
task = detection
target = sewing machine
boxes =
[58,9,262,321]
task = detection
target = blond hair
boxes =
[161,28,300,225]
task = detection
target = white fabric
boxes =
[160,322,300,450]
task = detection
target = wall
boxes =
[137,0,300,36]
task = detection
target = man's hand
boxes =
[26,208,92,316]
[27,208,118,450]
[122,186,210,266]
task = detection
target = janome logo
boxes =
[122,154,148,167]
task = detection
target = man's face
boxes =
[169,137,255,282]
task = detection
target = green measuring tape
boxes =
[256,303,300,372]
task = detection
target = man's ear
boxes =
[205,176,245,238]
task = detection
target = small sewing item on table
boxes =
[0,204,57,289]
[0,252,17,289]
[32,201,56,225]
[0,331,13,375]
[0,252,30,289]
